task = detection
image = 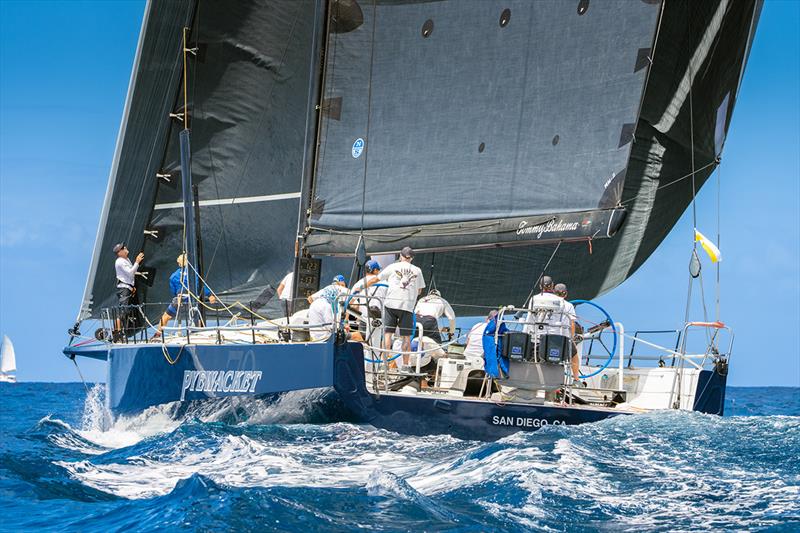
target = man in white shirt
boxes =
[414,289,456,344]
[554,282,580,383]
[276,271,294,317]
[112,242,144,337]
[462,310,497,366]
[367,246,425,364]
[306,275,349,341]
[526,276,578,380]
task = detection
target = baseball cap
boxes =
[365,260,380,272]
[333,274,346,283]
[554,283,567,294]
[112,242,126,253]
[400,246,414,259]
[540,275,554,290]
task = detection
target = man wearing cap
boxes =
[306,275,349,341]
[154,253,216,338]
[414,289,456,344]
[350,261,386,322]
[113,243,144,336]
[554,282,580,383]
[368,247,425,365]
[525,276,562,335]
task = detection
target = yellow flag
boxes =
[694,229,722,263]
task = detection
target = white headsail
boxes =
[1,335,16,373]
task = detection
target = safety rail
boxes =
[98,296,345,347]
[582,323,732,372]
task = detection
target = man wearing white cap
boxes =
[306,275,349,341]
[414,289,456,344]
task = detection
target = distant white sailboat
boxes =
[0,335,16,383]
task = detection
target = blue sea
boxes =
[0,384,798,532]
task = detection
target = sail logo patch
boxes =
[352,138,365,158]
[516,219,580,239]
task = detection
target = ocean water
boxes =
[0,384,798,532]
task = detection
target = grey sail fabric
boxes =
[78,0,348,320]
[413,0,763,310]
[142,0,319,317]
[306,0,661,253]
[77,0,762,322]
[78,0,195,320]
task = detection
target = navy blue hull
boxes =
[66,341,335,415]
[332,342,730,440]
[333,342,625,441]
[692,364,729,415]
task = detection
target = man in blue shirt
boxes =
[154,253,215,338]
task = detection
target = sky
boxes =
[0,1,798,386]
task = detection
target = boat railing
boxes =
[496,305,729,377]
[582,323,733,372]
[99,298,345,346]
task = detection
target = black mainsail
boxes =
[77,0,762,321]
[304,0,762,308]
[79,0,340,320]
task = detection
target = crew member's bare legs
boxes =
[572,354,581,383]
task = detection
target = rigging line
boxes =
[522,241,562,308]
[189,1,201,128]
[310,6,340,214]
[684,275,693,324]
[359,0,379,237]
[716,161,721,321]
[688,3,698,236]
[70,357,91,396]
[203,5,303,272]
[197,135,231,283]
[619,159,717,207]
[125,5,193,244]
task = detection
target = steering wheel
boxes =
[570,299,617,379]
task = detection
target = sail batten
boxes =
[306,207,626,255]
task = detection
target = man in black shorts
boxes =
[371,247,425,367]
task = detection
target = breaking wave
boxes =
[1,383,798,531]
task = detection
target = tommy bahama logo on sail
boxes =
[180,370,263,400]
[516,219,580,239]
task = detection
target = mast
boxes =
[179,26,199,312]
[291,0,327,304]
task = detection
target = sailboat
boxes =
[63,0,761,439]
[0,336,17,383]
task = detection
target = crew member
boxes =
[154,253,215,338]
[414,289,456,344]
[276,271,294,317]
[367,246,425,366]
[350,261,386,322]
[554,282,580,383]
[113,243,143,338]
[462,310,497,362]
[525,276,562,335]
[306,274,349,341]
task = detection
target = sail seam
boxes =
[153,192,301,210]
